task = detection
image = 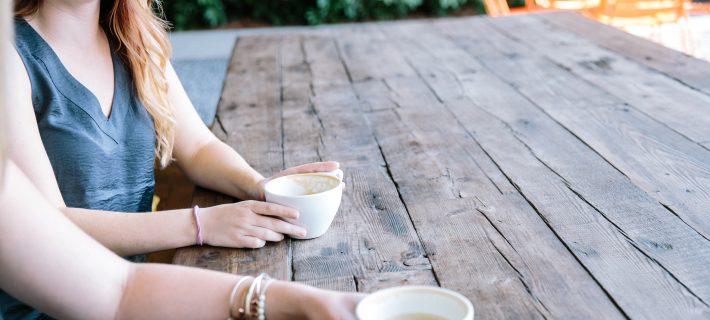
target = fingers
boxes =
[255,215,307,238]
[279,161,339,177]
[247,226,285,242]
[247,200,299,219]
[239,236,266,249]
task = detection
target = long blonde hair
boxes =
[15,0,175,168]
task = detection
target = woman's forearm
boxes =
[62,207,198,256]
[0,161,320,320]
[117,263,240,319]
[178,139,265,201]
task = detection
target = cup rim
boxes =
[356,285,474,320]
[264,173,344,199]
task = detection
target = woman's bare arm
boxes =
[0,161,236,319]
[0,161,361,319]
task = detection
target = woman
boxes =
[4,0,347,318]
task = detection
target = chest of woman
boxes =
[15,18,156,212]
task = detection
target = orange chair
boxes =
[591,0,694,53]
[483,0,512,16]
[482,0,595,17]
[535,0,601,10]
[482,0,558,16]
[689,1,710,13]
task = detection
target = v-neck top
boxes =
[1,18,156,320]
[13,18,155,212]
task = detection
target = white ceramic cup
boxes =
[356,286,474,320]
[264,169,344,239]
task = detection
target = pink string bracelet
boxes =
[193,205,204,246]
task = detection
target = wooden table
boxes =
[174,12,710,319]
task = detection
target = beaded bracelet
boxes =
[244,274,264,318]
[241,273,275,320]
[256,278,275,320]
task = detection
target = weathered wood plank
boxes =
[338,24,626,319]
[421,17,710,316]
[280,36,437,288]
[436,18,710,242]
[488,14,710,155]
[451,95,710,319]
[539,12,710,96]
[335,25,417,82]
[173,36,290,279]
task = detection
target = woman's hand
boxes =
[252,161,341,201]
[198,201,307,248]
[266,281,365,320]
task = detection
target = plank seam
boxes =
[373,138,442,288]
[486,236,551,319]
[447,99,632,319]
[299,37,327,162]
[276,36,293,281]
[659,202,710,242]
[214,114,228,136]
[392,41,507,195]
[353,275,360,292]
[564,184,710,307]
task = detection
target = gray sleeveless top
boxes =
[0,19,156,320]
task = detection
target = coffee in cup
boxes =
[264,169,344,239]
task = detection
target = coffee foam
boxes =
[268,174,340,196]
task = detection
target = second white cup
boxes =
[356,286,474,320]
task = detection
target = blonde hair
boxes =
[15,0,176,168]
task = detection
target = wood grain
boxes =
[299,275,358,292]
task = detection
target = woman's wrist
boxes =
[226,169,264,201]
[251,178,267,201]
[264,281,317,319]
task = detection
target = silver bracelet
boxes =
[244,273,267,319]
[227,276,252,320]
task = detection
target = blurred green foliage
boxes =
[161,0,485,30]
